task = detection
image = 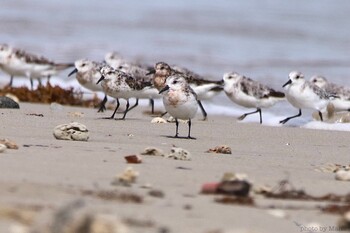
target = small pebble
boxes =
[0,96,20,109]
[0,144,6,153]
[335,170,350,181]
[124,155,142,164]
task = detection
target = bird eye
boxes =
[81,63,86,67]
[173,80,178,84]
[107,71,112,75]
[295,75,300,79]
[228,76,232,79]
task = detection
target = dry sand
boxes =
[0,102,349,233]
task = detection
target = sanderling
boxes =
[159,74,198,139]
[280,71,333,124]
[97,66,153,120]
[147,62,223,120]
[68,59,108,112]
[310,75,350,112]
[222,71,285,124]
[0,44,73,89]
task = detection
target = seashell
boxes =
[253,184,273,194]
[151,117,167,123]
[0,144,6,153]
[5,93,19,104]
[124,155,142,164]
[0,139,18,149]
[0,96,19,109]
[166,116,187,123]
[166,147,191,161]
[335,170,350,181]
[67,111,84,117]
[221,172,248,182]
[207,145,232,154]
[217,180,251,197]
[140,147,165,157]
[267,209,288,219]
[53,122,89,141]
[112,167,139,186]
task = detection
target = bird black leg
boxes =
[120,99,130,120]
[149,99,155,114]
[97,95,108,112]
[109,99,120,119]
[187,119,196,139]
[318,111,323,121]
[279,109,302,124]
[46,75,51,86]
[174,118,179,138]
[30,78,34,90]
[238,108,262,124]
[127,98,139,112]
[160,111,168,117]
[8,76,13,87]
[197,100,207,121]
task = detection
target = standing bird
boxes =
[310,75,350,112]
[159,74,198,139]
[68,59,108,112]
[280,71,333,124]
[147,62,223,120]
[222,72,285,124]
[97,66,153,120]
[0,44,73,89]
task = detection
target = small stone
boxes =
[141,147,165,157]
[151,117,167,123]
[0,96,20,109]
[335,170,350,181]
[124,155,142,164]
[201,182,220,194]
[112,167,139,186]
[0,139,18,149]
[53,122,89,141]
[166,147,191,161]
[50,102,63,111]
[148,189,165,198]
[0,144,6,153]
[207,145,232,154]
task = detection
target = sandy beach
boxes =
[0,102,349,233]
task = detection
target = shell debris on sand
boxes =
[112,167,139,186]
[315,163,350,173]
[0,138,19,149]
[67,111,85,118]
[207,145,232,154]
[151,117,167,123]
[335,170,350,181]
[166,147,191,161]
[0,144,7,153]
[53,122,89,141]
[338,211,350,230]
[140,147,165,157]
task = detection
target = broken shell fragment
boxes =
[151,117,167,123]
[140,147,165,157]
[207,145,232,154]
[166,147,191,161]
[124,155,142,164]
[335,170,350,181]
[217,180,251,197]
[53,122,89,141]
[0,139,19,149]
[112,167,139,186]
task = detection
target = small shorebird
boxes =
[97,66,153,120]
[0,44,73,89]
[222,71,285,124]
[159,74,198,139]
[310,75,350,112]
[147,62,223,120]
[280,71,333,124]
[68,59,108,112]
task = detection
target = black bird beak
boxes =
[146,68,156,76]
[68,68,78,77]
[159,85,169,94]
[282,79,292,88]
[96,75,105,85]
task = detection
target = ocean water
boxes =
[1,0,350,128]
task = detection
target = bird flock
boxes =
[1,44,349,139]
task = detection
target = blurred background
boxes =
[1,0,350,121]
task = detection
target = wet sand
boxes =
[0,102,349,233]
